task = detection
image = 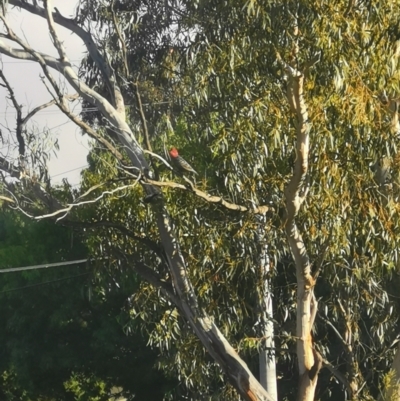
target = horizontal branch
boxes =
[146,178,272,214]
[0,38,61,67]
[19,181,140,221]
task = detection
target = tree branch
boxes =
[134,81,152,152]
[0,68,24,156]
[146,178,272,214]
[22,95,78,127]
[9,0,124,113]
[0,37,60,66]
[0,194,15,203]
[322,358,353,396]
[131,261,181,308]
[280,47,317,401]
[1,3,160,202]
[318,315,348,348]
[31,181,140,221]
[111,0,129,77]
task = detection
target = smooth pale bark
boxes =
[256,216,278,401]
[280,53,322,400]
[157,209,275,401]
[259,276,277,401]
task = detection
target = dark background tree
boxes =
[0,209,175,401]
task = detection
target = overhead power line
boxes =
[0,258,88,273]
[51,164,89,178]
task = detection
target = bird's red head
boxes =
[169,147,179,158]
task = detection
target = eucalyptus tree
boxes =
[1,1,400,401]
[76,1,400,399]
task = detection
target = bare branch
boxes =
[33,180,140,221]
[43,0,67,62]
[134,81,152,152]
[23,96,74,126]
[9,0,124,114]
[0,38,60,66]
[0,68,24,155]
[146,178,272,214]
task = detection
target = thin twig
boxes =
[134,81,152,152]
[111,0,129,76]
[322,358,353,395]
[44,0,68,62]
[145,178,272,214]
[34,181,140,221]
[143,149,172,169]
[318,315,348,348]
[0,68,24,155]
[21,94,78,127]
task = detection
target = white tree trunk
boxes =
[259,276,278,401]
[257,216,278,401]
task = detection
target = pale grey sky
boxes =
[0,1,89,187]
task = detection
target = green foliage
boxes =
[381,369,400,401]
[0,210,174,401]
[4,0,400,399]
[71,0,400,399]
